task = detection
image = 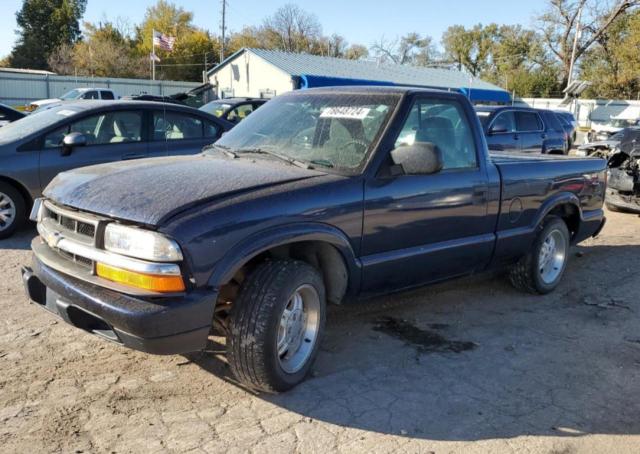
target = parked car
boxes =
[0,103,25,126]
[22,87,606,392]
[476,106,567,154]
[554,111,578,147]
[126,83,216,109]
[576,127,640,213]
[576,126,640,157]
[586,117,640,143]
[28,88,118,112]
[0,100,233,238]
[199,97,268,123]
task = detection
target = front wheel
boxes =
[227,260,326,392]
[509,217,570,294]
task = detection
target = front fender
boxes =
[207,222,362,294]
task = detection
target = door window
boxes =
[395,98,478,169]
[153,111,204,140]
[43,111,142,148]
[204,121,220,138]
[82,91,99,100]
[227,103,254,123]
[515,111,542,132]
[490,111,516,133]
[100,91,115,100]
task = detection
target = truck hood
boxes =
[44,154,324,226]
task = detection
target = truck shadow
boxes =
[191,243,640,441]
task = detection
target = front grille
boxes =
[43,203,98,244]
[77,222,96,237]
[40,201,103,272]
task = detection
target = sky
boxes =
[0,0,547,58]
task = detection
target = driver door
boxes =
[485,110,520,152]
[38,110,147,190]
[361,96,494,295]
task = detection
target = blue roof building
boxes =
[207,48,510,104]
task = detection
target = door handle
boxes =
[122,153,145,160]
[472,187,488,204]
[513,134,519,140]
[541,133,547,139]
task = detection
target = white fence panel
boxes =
[517,97,640,129]
[0,72,201,106]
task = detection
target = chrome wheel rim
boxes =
[0,192,16,232]
[538,229,567,284]
[276,284,321,374]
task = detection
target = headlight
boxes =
[104,224,183,262]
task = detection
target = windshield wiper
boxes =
[204,143,237,158]
[233,148,309,169]
[307,159,334,169]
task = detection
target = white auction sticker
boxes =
[56,109,76,117]
[320,106,371,120]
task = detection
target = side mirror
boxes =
[390,142,443,175]
[61,132,87,156]
[489,125,508,134]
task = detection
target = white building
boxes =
[207,48,510,104]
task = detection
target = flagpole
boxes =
[152,28,156,81]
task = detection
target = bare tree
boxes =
[263,4,322,53]
[538,0,640,85]
[372,33,437,66]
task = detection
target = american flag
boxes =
[153,31,176,52]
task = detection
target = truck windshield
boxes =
[212,92,398,172]
[60,89,83,100]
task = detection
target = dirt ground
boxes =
[1,207,640,454]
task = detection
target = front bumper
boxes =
[22,255,217,355]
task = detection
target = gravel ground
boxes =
[1,207,640,454]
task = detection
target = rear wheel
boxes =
[509,217,570,294]
[0,182,26,240]
[227,260,326,392]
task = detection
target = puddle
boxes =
[373,317,477,354]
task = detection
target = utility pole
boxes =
[219,0,227,63]
[567,2,584,89]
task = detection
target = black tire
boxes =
[227,259,326,393]
[0,182,26,240]
[509,217,570,294]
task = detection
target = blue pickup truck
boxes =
[22,87,607,392]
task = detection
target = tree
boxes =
[579,9,640,98]
[136,0,219,81]
[372,33,437,66]
[9,0,87,69]
[261,4,322,53]
[537,0,640,87]
[49,21,148,78]
[442,24,497,76]
[344,44,369,60]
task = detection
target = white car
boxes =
[586,117,640,143]
[29,88,117,112]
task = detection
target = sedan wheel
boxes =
[0,191,16,232]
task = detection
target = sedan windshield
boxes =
[212,92,398,172]
[200,101,232,117]
[0,105,82,145]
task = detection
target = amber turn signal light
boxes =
[96,262,185,293]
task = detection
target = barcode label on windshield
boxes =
[320,107,371,120]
